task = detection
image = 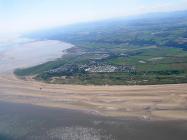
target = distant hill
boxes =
[29,10,187,50]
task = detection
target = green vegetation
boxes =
[16,12,187,85]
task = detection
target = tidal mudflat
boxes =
[0,101,187,140]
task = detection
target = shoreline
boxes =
[1,99,187,122]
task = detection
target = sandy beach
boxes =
[0,72,187,120]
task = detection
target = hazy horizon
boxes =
[1,0,187,34]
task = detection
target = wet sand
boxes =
[0,101,187,140]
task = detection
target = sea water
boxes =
[0,35,73,73]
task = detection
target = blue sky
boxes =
[0,0,187,33]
